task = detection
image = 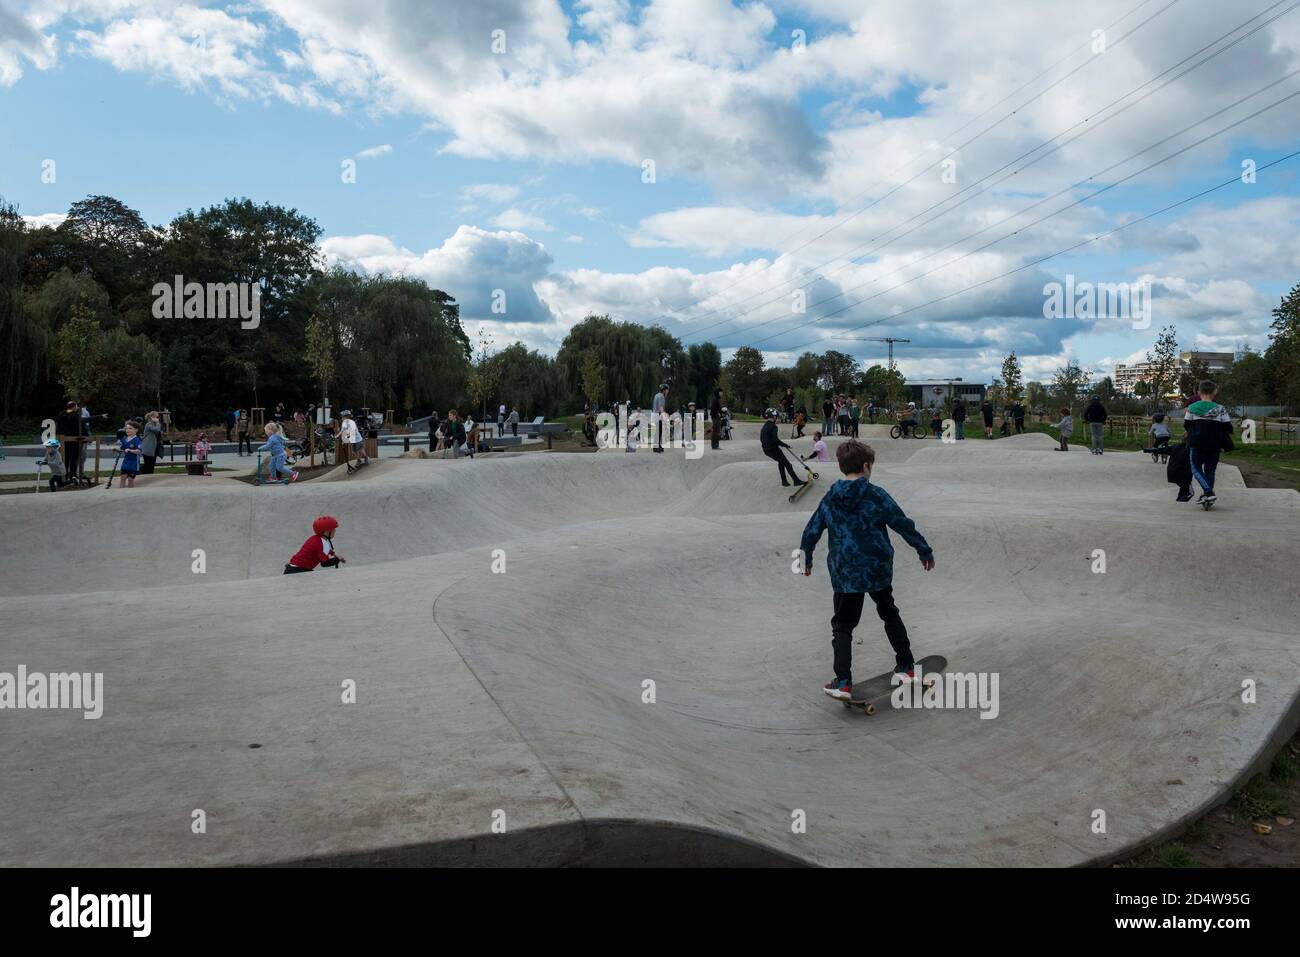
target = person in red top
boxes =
[284,516,347,574]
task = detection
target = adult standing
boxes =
[867,399,878,424]
[273,402,286,424]
[497,403,506,437]
[952,398,967,440]
[140,411,163,473]
[980,399,994,438]
[56,401,82,484]
[1012,401,1025,434]
[821,396,834,436]
[508,406,520,437]
[1083,395,1108,455]
[653,384,668,453]
[237,410,252,456]
[710,389,723,450]
[849,397,861,437]
[428,411,441,452]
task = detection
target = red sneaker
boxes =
[823,678,852,700]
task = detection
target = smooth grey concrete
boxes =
[0,424,1297,866]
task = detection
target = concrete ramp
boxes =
[1,428,1297,866]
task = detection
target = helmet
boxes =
[44,438,60,447]
[340,409,353,417]
[313,515,339,536]
[721,407,729,414]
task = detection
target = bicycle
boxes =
[889,422,929,440]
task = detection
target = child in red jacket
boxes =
[284,516,347,574]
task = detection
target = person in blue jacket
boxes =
[799,439,935,699]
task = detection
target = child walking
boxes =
[117,422,142,487]
[799,440,935,699]
[1183,380,1234,507]
[284,515,347,573]
[1053,407,1072,451]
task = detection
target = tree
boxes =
[1000,352,1024,405]
[1267,282,1300,413]
[0,201,52,417]
[466,329,503,422]
[59,195,151,251]
[1052,361,1091,413]
[818,350,859,394]
[686,342,721,407]
[303,313,335,406]
[1026,380,1049,413]
[53,305,107,404]
[1144,325,1179,410]
[579,348,606,410]
[1177,355,1210,398]
[719,346,765,411]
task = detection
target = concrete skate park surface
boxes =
[1,423,1297,867]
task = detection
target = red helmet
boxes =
[312,515,339,536]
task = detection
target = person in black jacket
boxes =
[761,410,804,488]
[980,400,994,438]
[1011,401,1025,434]
[56,401,82,483]
[1166,441,1194,502]
[952,398,967,440]
[1083,396,1108,454]
[1183,381,1234,505]
[710,390,723,450]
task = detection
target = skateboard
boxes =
[1200,497,1216,511]
[832,655,948,716]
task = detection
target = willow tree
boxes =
[0,202,50,417]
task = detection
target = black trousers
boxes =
[764,448,799,485]
[63,440,80,479]
[831,589,913,683]
[239,434,252,454]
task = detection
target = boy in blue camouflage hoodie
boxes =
[800,439,935,699]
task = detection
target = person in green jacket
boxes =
[849,398,861,437]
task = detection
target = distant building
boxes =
[1113,362,1156,395]
[906,379,987,411]
[1114,351,1235,395]
[1179,351,1234,373]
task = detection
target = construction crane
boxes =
[836,336,911,373]
[835,336,911,414]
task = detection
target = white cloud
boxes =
[490,208,553,232]
[0,0,55,85]
[21,212,65,229]
[320,225,558,327]
[462,183,521,204]
[356,143,392,159]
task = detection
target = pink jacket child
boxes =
[195,433,213,475]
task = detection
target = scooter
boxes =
[253,452,292,486]
[104,451,123,489]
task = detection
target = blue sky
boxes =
[3,0,1299,385]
